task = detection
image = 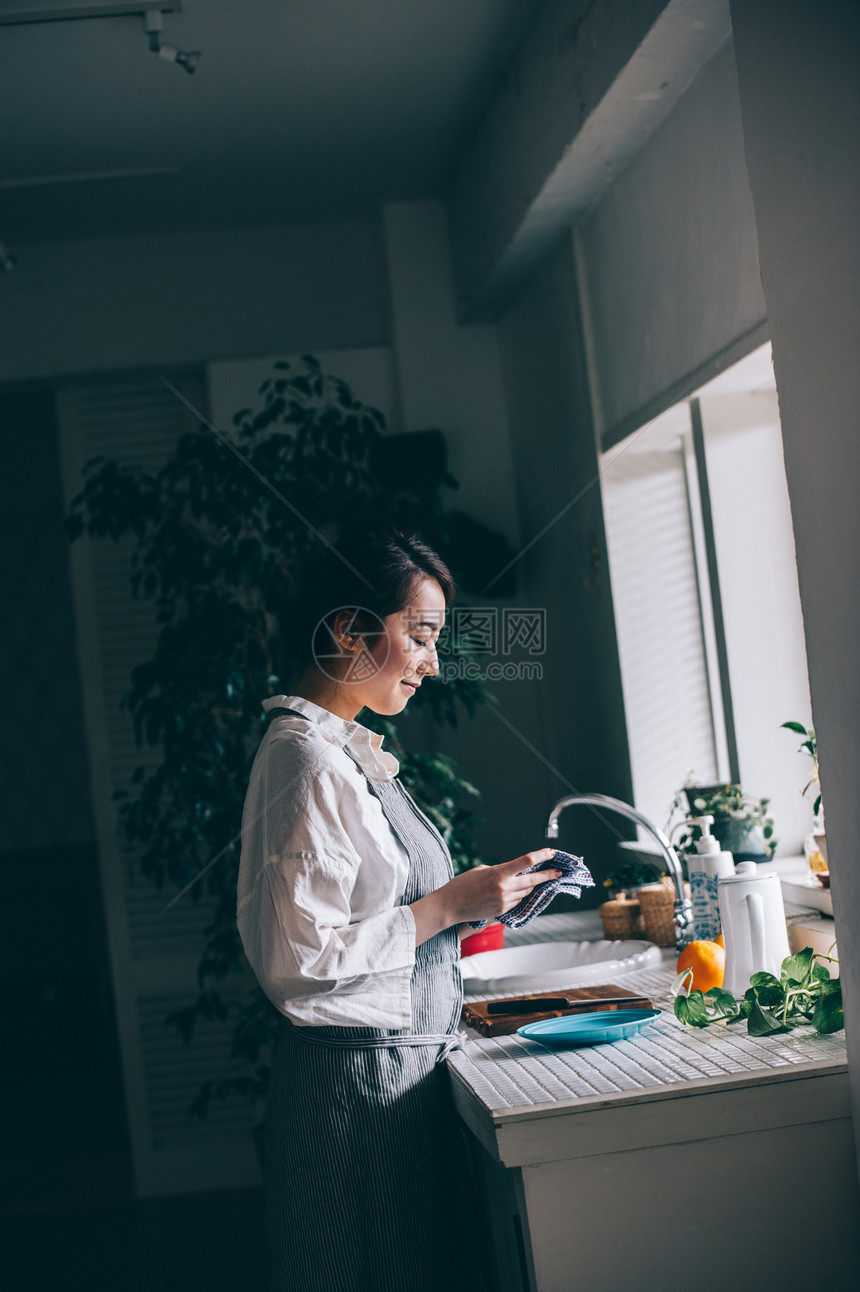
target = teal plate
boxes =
[516,1009,662,1048]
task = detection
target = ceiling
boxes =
[0,0,542,244]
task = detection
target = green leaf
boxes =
[781,721,809,735]
[703,987,739,1012]
[749,972,785,1007]
[747,1001,791,1037]
[673,996,693,1025]
[780,948,815,987]
[730,992,756,1023]
[674,978,739,1028]
[681,990,712,1027]
[812,980,844,1035]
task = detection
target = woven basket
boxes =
[599,898,642,940]
[637,877,691,947]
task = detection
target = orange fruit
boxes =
[676,940,725,992]
[714,932,724,948]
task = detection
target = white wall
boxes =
[576,41,767,446]
[730,0,860,1168]
[0,217,389,384]
[496,238,635,887]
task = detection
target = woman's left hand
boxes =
[410,850,562,946]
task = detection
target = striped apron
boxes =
[263,710,474,1292]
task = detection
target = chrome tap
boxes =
[545,793,694,951]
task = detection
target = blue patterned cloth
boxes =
[468,850,594,931]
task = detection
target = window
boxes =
[600,344,813,852]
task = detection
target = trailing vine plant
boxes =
[65,355,517,1125]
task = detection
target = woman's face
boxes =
[358,576,447,715]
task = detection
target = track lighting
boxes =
[160,45,201,73]
[144,9,200,75]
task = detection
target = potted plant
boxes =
[602,857,663,900]
[673,782,777,864]
[782,720,827,874]
[595,857,662,941]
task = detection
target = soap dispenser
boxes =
[685,815,735,941]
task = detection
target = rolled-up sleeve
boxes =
[259,854,416,1025]
[238,729,416,1028]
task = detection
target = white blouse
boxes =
[236,694,418,1029]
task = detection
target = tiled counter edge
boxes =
[448,961,850,1168]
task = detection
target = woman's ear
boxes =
[331,609,359,650]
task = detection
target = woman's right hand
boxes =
[409,850,561,947]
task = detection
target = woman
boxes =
[237,517,561,1292]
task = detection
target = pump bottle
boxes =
[685,815,735,941]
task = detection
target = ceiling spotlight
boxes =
[0,240,19,272]
[161,46,200,73]
[144,9,200,75]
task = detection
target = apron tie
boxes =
[287,1022,463,1063]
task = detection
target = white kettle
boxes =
[718,862,791,997]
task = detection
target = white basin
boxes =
[461,939,662,994]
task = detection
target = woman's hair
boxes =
[281,514,455,668]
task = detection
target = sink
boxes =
[460,939,662,994]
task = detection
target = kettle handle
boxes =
[746,891,767,971]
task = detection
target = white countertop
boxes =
[452,910,856,1292]
[450,910,847,1146]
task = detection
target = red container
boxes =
[460,921,505,957]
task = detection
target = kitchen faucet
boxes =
[545,793,694,951]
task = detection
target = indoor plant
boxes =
[782,719,827,870]
[598,857,665,941]
[64,354,518,1132]
[673,781,777,864]
[602,858,663,899]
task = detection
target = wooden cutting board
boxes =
[462,983,654,1037]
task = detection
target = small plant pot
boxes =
[711,816,769,862]
[599,898,642,940]
[460,921,505,957]
[681,786,772,862]
[683,785,733,813]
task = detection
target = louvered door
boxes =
[57,374,261,1196]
